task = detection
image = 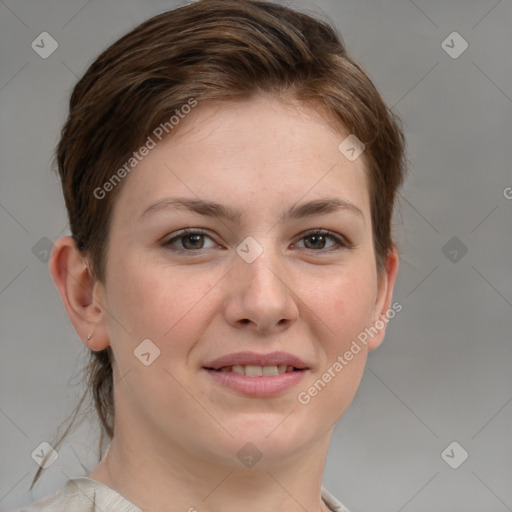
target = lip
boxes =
[204,368,307,396]
[203,351,309,370]
[202,351,310,397]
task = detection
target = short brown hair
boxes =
[32,0,407,487]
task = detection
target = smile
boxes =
[214,364,298,376]
[203,368,308,397]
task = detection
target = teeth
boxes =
[232,365,245,375]
[219,364,295,376]
[245,365,263,377]
[262,365,278,376]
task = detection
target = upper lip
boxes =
[203,351,309,370]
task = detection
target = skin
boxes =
[50,93,399,512]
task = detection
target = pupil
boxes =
[184,235,203,249]
[306,235,324,249]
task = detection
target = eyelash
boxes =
[163,228,352,254]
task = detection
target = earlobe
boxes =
[367,246,400,352]
[49,236,110,351]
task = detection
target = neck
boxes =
[88,420,334,512]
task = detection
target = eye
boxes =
[164,229,217,252]
[292,229,350,252]
[163,228,351,254]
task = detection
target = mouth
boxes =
[202,351,309,374]
[205,364,304,376]
[202,351,309,396]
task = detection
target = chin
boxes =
[225,419,318,460]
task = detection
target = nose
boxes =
[223,247,300,335]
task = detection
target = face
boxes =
[94,94,395,468]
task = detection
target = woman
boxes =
[21,0,407,510]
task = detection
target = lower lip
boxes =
[203,368,307,396]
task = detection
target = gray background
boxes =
[1,1,511,511]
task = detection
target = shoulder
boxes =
[321,486,351,512]
[16,477,141,512]
[16,479,87,512]
[20,480,345,512]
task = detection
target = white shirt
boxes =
[18,476,350,512]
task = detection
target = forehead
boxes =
[111,94,371,223]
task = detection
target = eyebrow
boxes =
[139,196,365,223]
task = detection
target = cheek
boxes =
[103,261,217,408]
[105,258,215,354]
[295,271,374,424]
[306,266,377,351]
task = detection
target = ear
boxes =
[367,245,400,351]
[49,236,110,351]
